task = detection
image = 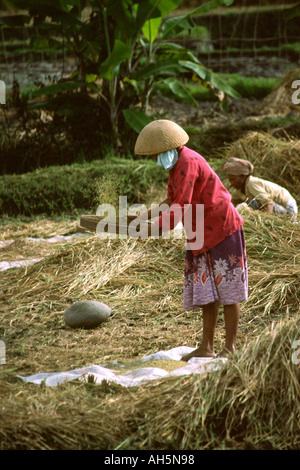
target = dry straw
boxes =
[222,131,300,201]
[2,69,300,450]
[0,316,299,450]
[241,209,300,316]
[257,67,300,116]
[104,315,300,450]
[0,205,299,450]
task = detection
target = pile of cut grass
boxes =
[222,131,300,201]
[0,235,186,373]
[0,316,299,450]
[240,209,300,325]
[0,209,299,450]
[103,315,300,451]
[257,67,300,117]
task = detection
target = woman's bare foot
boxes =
[181,346,216,362]
[217,347,236,358]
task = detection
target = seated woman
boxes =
[223,157,298,216]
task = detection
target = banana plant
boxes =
[3,0,237,151]
[100,0,239,135]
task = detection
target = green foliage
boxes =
[0,158,169,216]
[222,75,280,99]
[3,0,238,156]
[154,74,279,103]
[283,3,300,20]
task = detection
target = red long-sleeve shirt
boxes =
[157,146,244,255]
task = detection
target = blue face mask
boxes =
[157,149,178,170]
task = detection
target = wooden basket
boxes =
[79,215,105,232]
[78,214,153,234]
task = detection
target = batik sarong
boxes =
[183,228,248,310]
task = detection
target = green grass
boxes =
[153,73,280,103]
[220,74,280,99]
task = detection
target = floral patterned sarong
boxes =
[183,228,248,309]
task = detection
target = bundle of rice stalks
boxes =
[0,379,119,450]
[1,236,185,310]
[0,210,299,450]
[0,235,186,370]
[99,316,300,450]
[1,316,298,450]
[222,131,300,200]
[242,209,300,318]
[257,67,300,116]
[0,217,78,241]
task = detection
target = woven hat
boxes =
[134,119,189,155]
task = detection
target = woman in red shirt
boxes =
[134,120,248,359]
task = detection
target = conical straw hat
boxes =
[134,119,189,155]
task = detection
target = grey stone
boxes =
[64,300,111,329]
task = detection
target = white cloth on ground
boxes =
[17,346,227,387]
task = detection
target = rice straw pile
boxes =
[257,67,300,116]
[222,131,300,201]
[0,203,299,450]
[240,209,300,321]
[0,315,299,450]
[101,315,300,450]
